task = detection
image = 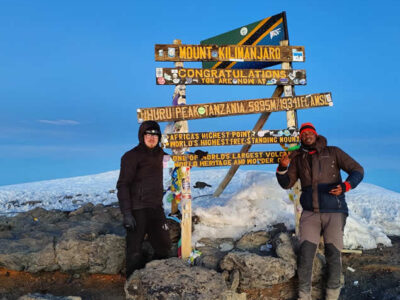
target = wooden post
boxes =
[170,40,186,214]
[170,39,192,259]
[212,89,284,197]
[280,40,302,237]
[180,166,192,259]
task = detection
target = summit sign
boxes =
[155,44,305,63]
[137,93,332,123]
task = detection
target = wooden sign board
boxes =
[156,68,306,85]
[162,128,299,148]
[201,12,289,69]
[170,151,286,167]
[155,44,305,63]
[137,92,333,123]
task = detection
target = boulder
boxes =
[0,203,177,274]
[18,294,81,300]
[220,251,296,289]
[55,234,125,273]
[235,231,270,252]
[125,258,246,300]
[0,233,58,272]
[272,232,297,266]
[194,238,235,270]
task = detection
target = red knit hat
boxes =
[300,122,317,136]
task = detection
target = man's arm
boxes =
[116,154,136,214]
[329,147,364,195]
[276,152,299,189]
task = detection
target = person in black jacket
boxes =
[116,120,171,278]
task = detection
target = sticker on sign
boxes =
[292,49,304,62]
[156,68,163,77]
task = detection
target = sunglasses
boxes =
[144,129,160,136]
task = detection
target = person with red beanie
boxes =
[276,122,364,300]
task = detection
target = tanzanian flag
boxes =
[201,12,289,69]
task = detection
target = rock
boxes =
[381,286,400,300]
[0,204,177,274]
[270,223,288,234]
[195,238,235,270]
[55,234,125,273]
[196,237,235,250]
[229,269,240,291]
[236,231,270,252]
[193,181,212,189]
[166,218,181,243]
[125,258,246,300]
[18,294,81,300]
[272,232,297,266]
[0,234,58,272]
[220,251,296,289]
[219,291,247,300]
[195,247,226,271]
[68,202,94,217]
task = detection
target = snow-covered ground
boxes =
[0,169,399,250]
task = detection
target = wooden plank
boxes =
[212,86,283,197]
[342,249,363,254]
[161,128,299,148]
[137,92,333,123]
[156,67,306,85]
[155,44,305,62]
[170,151,285,168]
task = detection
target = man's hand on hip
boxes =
[329,184,343,196]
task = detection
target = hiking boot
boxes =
[325,287,341,300]
[298,290,312,300]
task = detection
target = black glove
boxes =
[123,212,136,231]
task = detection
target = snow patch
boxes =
[0,169,399,250]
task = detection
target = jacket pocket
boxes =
[318,191,344,210]
[300,186,313,211]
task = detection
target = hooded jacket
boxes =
[116,121,166,213]
[276,135,364,214]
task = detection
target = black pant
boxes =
[125,207,171,277]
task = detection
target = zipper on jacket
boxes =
[336,196,341,208]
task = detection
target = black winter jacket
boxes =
[116,121,165,214]
[276,135,364,215]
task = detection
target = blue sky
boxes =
[1,0,399,192]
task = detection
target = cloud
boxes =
[38,119,80,126]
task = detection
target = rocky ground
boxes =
[341,236,400,300]
[0,237,398,299]
[0,204,398,300]
[0,269,125,300]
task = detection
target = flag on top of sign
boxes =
[201,12,289,70]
